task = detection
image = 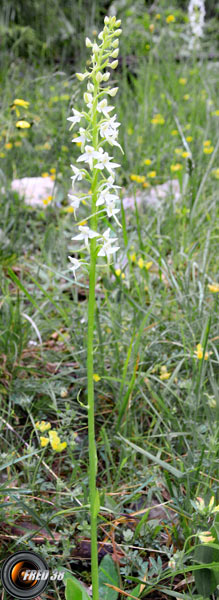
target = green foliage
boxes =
[98,555,119,600]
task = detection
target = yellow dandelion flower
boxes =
[171,130,178,136]
[186,136,193,142]
[203,140,211,146]
[115,268,121,276]
[121,273,125,279]
[137,258,144,269]
[179,78,187,85]
[148,170,156,178]
[50,174,56,180]
[203,146,214,154]
[144,158,152,165]
[183,94,190,101]
[5,142,13,149]
[16,120,31,129]
[166,15,175,23]
[130,174,137,181]
[12,98,29,109]
[211,109,219,116]
[41,172,49,178]
[40,437,49,447]
[160,366,171,380]
[170,163,182,172]
[155,13,161,19]
[198,531,215,543]
[130,252,136,262]
[0,152,5,158]
[182,151,190,158]
[79,220,87,226]
[143,181,150,188]
[50,167,56,174]
[208,283,219,293]
[93,374,101,382]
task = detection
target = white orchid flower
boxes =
[95,150,120,175]
[68,256,81,279]
[77,145,103,170]
[97,99,114,118]
[72,226,100,250]
[70,165,85,187]
[67,108,83,128]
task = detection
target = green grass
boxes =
[0,2,219,599]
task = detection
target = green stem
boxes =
[87,77,99,600]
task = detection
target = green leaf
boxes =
[65,578,83,600]
[194,540,219,596]
[118,434,184,479]
[99,554,119,600]
[59,569,90,600]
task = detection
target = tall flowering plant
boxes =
[67,16,122,600]
[188,0,205,50]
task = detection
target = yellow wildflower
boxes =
[182,151,190,158]
[183,94,190,101]
[149,24,155,33]
[211,168,219,179]
[144,158,152,165]
[203,140,211,146]
[40,437,49,447]
[5,142,13,149]
[130,252,136,262]
[203,146,214,154]
[41,172,49,178]
[171,130,178,136]
[208,283,219,293]
[198,531,215,543]
[121,273,125,280]
[50,167,56,174]
[151,114,165,125]
[194,343,209,360]
[166,15,175,23]
[148,170,156,178]
[143,181,150,188]
[44,142,51,150]
[12,98,29,109]
[145,44,150,50]
[16,120,31,128]
[115,268,121,276]
[160,366,171,380]
[65,206,74,213]
[175,148,183,155]
[184,124,191,130]
[14,141,22,147]
[93,374,101,382]
[186,136,193,142]
[137,258,144,269]
[211,109,219,116]
[0,152,5,158]
[127,127,133,135]
[36,421,51,432]
[145,261,153,270]
[50,174,56,180]
[170,163,182,172]
[155,13,161,19]
[61,145,68,152]
[179,78,187,85]
[42,196,53,206]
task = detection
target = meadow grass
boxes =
[0,3,219,599]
